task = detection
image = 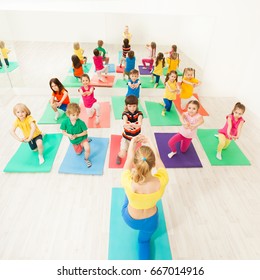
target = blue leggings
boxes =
[153,73,160,84]
[163,98,173,111]
[121,196,158,260]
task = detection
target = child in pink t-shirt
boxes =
[93,48,108,82]
[78,74,100,125]
[168,100,204,158]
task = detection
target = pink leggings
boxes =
[168,133,192,153]
[142,58,154,70]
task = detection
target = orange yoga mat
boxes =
[116,65,125,73]
[79,102,111,128]
[90,75,115,87]
[173,93,209,116]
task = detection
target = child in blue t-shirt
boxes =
[126,69,141,98]
[123,50,136,80]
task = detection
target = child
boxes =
[216,102,246,160]
[121,135,168,260]
[10,103,44,165]
[122,25,132,42]
[60,103,92,168]
[49,78,70,121]
[96,40,109,65]
[0,41,10,69]
[165,44,178,57]
[93,49,108,82]
[120,38,131,68]
[151,52,165,88]
[142,42,156,71]
[71,55,83,79]
[180,68,201,110]
[168,100,204,158]
[126,69,141,98]
[166,51,180,74]
[116,95,143,165]
[73,42,87,64]
[78,74,100,125]
[123,50,136,80]
[161,70,180,116]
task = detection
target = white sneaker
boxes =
[38,155,45,165]
[54,111,60,121]
[216,152,222,160]
[168,151,177,158]
[214,134,219,138]
[95,116,100,125]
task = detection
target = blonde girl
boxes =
[121,135,168,260]
[151,52,165,88]
[11,103,44,165]
[122,25,132,42]
[73,42,87,64]
[166,51,180,73]
[0,41,10,69]
[179,68,201,110]
[168,100,204,158]
[216,102,246,160]
[161,70,180,116]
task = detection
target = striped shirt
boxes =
[122,110,143,140]
[122,45,131,58]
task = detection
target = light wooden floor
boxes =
[0,42,259,260]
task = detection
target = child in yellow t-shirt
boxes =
[180,68,201,110]
[0,41,10,69]
[73,42,87,64]
[10,103,44,165]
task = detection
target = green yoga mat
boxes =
[38,98,79,124]
[111,96,147,120]
[3,133,63,173]
[140,76,165,89]
[163,67,183,76]
[197,129,251,166]
[145,101,181,126]
[62,76,82,87]
[68,63,92,73]
[0,61,19,73]
[108,188,172,260]
[113,79,128,88]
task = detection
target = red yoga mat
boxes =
[116,65,125,73]
[90,75,115,87]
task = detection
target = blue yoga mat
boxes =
[108,188,172,260]
[58,137,109,175]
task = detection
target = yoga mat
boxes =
[145,101,181,126]
[63,76,82,87]
[90,75,115,87]
[113,78,128,88]
[3,133,63,173]
[38,98,79,124]
[107,64,115,73]
[140,76,165,88]
[108,188,172,260]
[138,65,152,75]
[116,65,125,73]
[0,61,19,73]
[68,63,92,73]
[154,132,202,168]
[163,67,183,76]
[79,102,110,128]
[58,137,109,175]
[197,129,251,166]
[111,96,147,120]
[173,93,209,116]
[108,134,126,168]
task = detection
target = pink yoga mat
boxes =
[90,75,115,87]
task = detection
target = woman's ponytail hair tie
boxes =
[142,157,147,161]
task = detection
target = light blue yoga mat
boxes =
[108,188,172,260]
[3,133,63,173]
[111,96,147,120]
[118,51,122,63]
[58,137,109,175]
[0,61,19,73]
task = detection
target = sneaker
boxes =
[159,101,165,107]
[99,78,106,82]
[214,134,219,138]
[216,152,222,160]
[95,116,100,125]
[161,110,166,117]
[116,155,121,165]
[84,158,92,168]
[154,83,158,88]
[38,155,45,165]
[88,138,92,143]
[54,111,60,121]
[168,151,177,158]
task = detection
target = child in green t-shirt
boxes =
[97,40,109,65]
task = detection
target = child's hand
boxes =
[68,134,75,140]
[57,102,62,107]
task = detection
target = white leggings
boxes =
[96,65,108,79]
[86,102,100,118]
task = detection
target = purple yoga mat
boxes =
[138,65,152,75]
[155,132,203,168]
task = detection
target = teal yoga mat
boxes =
[68,63,92,73]
[58,137,109,175]
[62,76,82,87]
[145,101,181,126]
[140,76,165,88]
[108,188,172,260]
[113,79,128,88]
[3,133,63,173]
[111,96,147,120]
[197,129,251,166]
[0,61,19,73]
[38,98,79,124]
[163,67,183,76]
